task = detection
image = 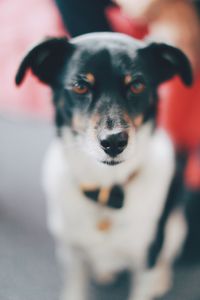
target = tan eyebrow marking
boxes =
[124,74,132,85]
[86,73,95,84]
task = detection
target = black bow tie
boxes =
[81,169,140,210]
[83,184,125,209]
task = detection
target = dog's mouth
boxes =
[101,159,123,166]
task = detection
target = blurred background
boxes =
[0,0,200,299]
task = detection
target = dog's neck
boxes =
[59,121,154,187]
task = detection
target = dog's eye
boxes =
[129,79,146,95]
[72,82,89,95]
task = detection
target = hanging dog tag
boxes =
[97,218,112,231]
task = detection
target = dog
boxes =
[16,32,193,300]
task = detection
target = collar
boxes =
[80,169,140,209]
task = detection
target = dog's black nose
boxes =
[100,132,128,157]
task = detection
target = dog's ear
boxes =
[15,37,74,87]
[138,43,193,86]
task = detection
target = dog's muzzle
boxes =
[99,131,128,157]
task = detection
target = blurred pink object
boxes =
[106,6,148,39]
[0,0,66,118]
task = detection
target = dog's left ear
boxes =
[138,43,193,86]
[15,37,74,87]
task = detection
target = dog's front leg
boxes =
[61,250,89,300]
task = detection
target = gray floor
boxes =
[0,116,200,300]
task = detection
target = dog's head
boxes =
[16,33,192,166]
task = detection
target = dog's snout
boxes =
[100,132,128,157]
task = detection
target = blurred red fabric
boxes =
[158,76,200,189]
[158,75,200,151]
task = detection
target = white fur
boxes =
[42,122,178,300]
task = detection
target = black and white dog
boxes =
[16,33,192,300]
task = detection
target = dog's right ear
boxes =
[15,37,74,87]
[138,43,193,87]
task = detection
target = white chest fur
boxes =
[42,126,175,277]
